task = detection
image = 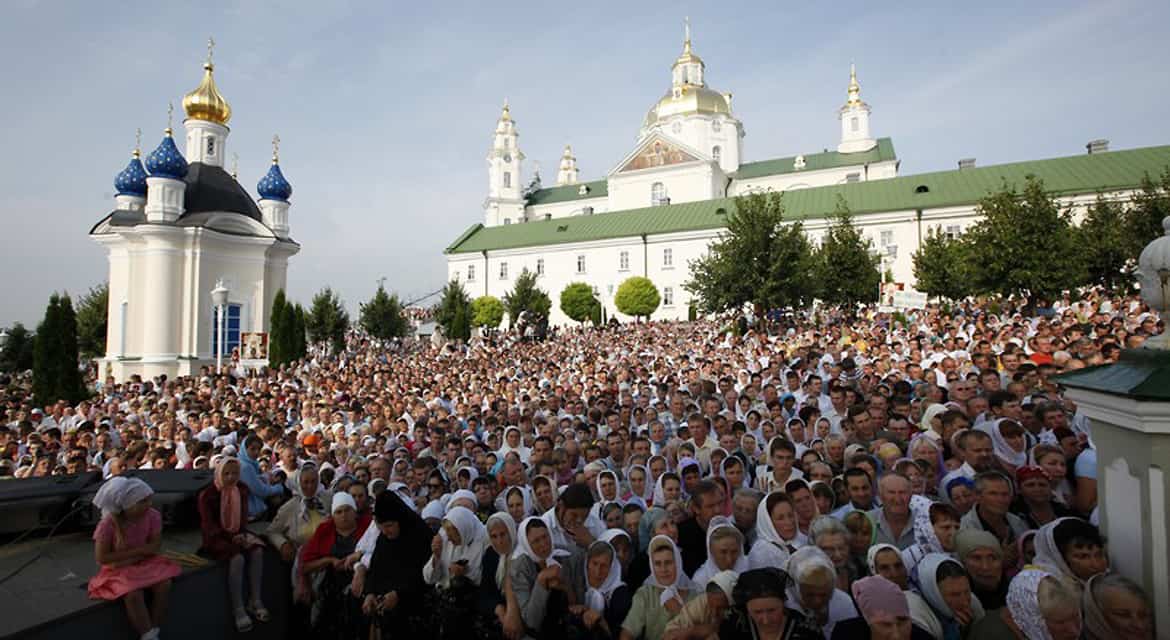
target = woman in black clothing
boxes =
[360,492,432,639]
[475,512,524,640]
[566,540,631,640]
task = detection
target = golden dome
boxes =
[183,61,232,125]
[845,63,864,108]
[644,85,731,128]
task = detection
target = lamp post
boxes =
[211,280,229,374]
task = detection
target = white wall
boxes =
[608,161,726,211]
[730,159,898,196]
[523,195,608,222]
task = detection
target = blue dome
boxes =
[114,155,148,197]
[145,133,188,179]
[257,162,292,202]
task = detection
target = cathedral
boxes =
[446,24,1170,326]
[90,43,299,381]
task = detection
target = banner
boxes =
[240,332,268,360]
[879,283,928,311]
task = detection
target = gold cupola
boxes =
[182,39,232,125]
[845,63,865,108]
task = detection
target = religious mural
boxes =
[619,137,700,172]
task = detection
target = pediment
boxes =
[613,134,705,174]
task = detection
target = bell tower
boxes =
[484,100,526,226]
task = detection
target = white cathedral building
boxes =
[446,26,1170,326]
[90,45,299,381]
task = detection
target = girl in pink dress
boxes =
[88,476,181,640]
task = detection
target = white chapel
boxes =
[90,44,299,381]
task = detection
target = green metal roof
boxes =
[524,179,608,206]
[447,143,1170,254]
[1053,348,1170,401]
[733,138,898,180]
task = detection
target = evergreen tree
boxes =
[0,323,35,373]
[434,280,472,342]
[560,282,599,324]
[359,285,409,339]
[306,287,349,354]
[1125,169,1170,260]
[964,176,1083,301]
[503,268,551,324]
[471,296,505,329]
[1078,195,1131,291]
[269,289,287,366]
[279,302,299,365]
[291,304,308,360]
[75,282,108,359]
[615,276,661,320]
[912,227,974,301]
[813,197,881,307]
[686,191,815,313]
[33,293,86,404]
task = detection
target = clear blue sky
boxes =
[1,0,1168,327]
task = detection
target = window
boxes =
[712,119,722,132]
[879,230,893,247]
[845,173,860,183]
[206,137,215,157]
[499,262,508,280]
[651,182,667,206]
[712,146,721,162]
[503,218,511,225]
[577,255,586,274]
[851,117,859,132]
[504,138,510,148]
[503,171,511,188]
[467,265,476,281]
[536,258,544,276]
[663,287,674,307]
[672,121,682,135]
[663,247,673,267]
[619,251,629,271]
[544,213,552,221]
[945,225,962,240]
[210,303,241,358]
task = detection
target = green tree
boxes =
[0,322,35,373]
[471,296,505,329]
[560,282,600,324]
[912,227,974,301]
[32,293,86,404]
[615,276,661,320]
[964,176,1083,302]
[503,268,551,324]
[291,304,308,360]
[1125,169,1170,260]
[269,289,287,366]
[306,287,349,354]
[813,197,881,307]
[75,282,108,360]
[434,280,472,341]
[685,191,816,314]
[1078,196,1131,291]
[359,285,409,339]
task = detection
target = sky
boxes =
[1,0,1169,327]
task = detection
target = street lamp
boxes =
[1137,215,1170,350]
[211,280,229,374]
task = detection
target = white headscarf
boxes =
[719,456,750,489]
[438,506,488,585]
[1032,517,1084,582]
[626,464,654,503]
[595,469,622,505]
[692,516,749,587]
[485,512,517,588]
[513,516,570,566]
[914,553,962,619]
[866,543,901,575]
[584,540,625,613]
[497,426,531,463]
[977,418,1027,469]
[755,491,807,551]
[504,485,533,520]
[92,476,153,519]
[644,535,694,607]
[651,471,679,506]
[1007,569,1056,640]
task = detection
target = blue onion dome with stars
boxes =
[145,130,188,179]
[114,151,148,197]
[257,161,292,202]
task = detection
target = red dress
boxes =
[88,508,181,600]
[197,483,263,561]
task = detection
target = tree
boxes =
[503,268,551,324]
[560,282,600,324]
[964,176,1083,301]
[1078,195,1131,291]
[1125,169,1170,260]
[813,197,881,307]
[0,322,35,373]
[291,304,308,360]
[471,296,505,329]
[32,293,86,404]
[269,289,287,366]
[912,227,974,301]
[306,287,349,354]
[685,191,816,314]
[615,276,661,320]
[75,282,108,360]
[360,285,409,339]
[434,280,472,341]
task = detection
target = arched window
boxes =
[651,182,666,205]
[851,117,859,132]
[503,171,511,188]
[712,146,721,162]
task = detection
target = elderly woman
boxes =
[620,535,693,640]
[511,516,583,637]
[784,546,858,640]
[476,512,524,639]
[1081,573,1154,640]
[358,492,433,639]
[968,568,1083,640]
[298,492,373,636]
[808,515,856,592]
[662,570,737,640]
[831,575,936,640]
[266,467,330,568]
[748,491,806,570]
[197,457,269,632]
[566,539,631,640]
[910,554,985,640]
[424,505,490,636]
[691,516,749,587]
[629,508,678,588]
[1032,516,1109,583]
[901,499,960,576]
[718,567,821,640]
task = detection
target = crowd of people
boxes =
[1,289,1163,640]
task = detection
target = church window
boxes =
[945,224,962,240]
[504,138,510,148]
[619,251,629,271]
[663,287,674,307]
[536,259,545,276]
[206,137,215,157]
[210,303,241,359]
[503,218,511,225]
[880,230,893,247]
[651,182,667,206]
[503,171,511,188]
[577,255,586,274]
[712,146,721,162]
[499,262,509,280]
[845,173,860,183]
[467,265,476,281]
[712,119,721,132]
[851,117,859,132]
[663,247,673,267]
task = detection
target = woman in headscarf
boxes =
[748,491,806,570]
[1081,573,1154,640]
[967,568,1083,640]
[511,516,583,638]
[919,404,947,436]
[628,507,676,587]
[831,575,936,640]
[620,535,693,640]
[784,546,857,640]
[298,492,373,636]
[425,505,491,637]
[590,470,623,518]
[1011,466,1075,529]
[359,491,432,638]
[651,471,683,507]
[505,485,534,525]
[866,544,949,639]
[498,426,532,464]
[718,456,750,491]
[237,434,284,520]
[901,498,960,576]
[719,567,822,640]
[475,512,523,639]
[662,570,737,639]
[566,539,631,640]
[601,529,635,581]
[691,516,750,587]
[267,466,330,572]
[976,419,1027,474]
[910,435,945,497]
[1031,516,1109,583]
[623,464,653,506]
[198,457,269,633]
[910,554,985,640]
[89,476,181,640]
[738,433,762,466]
[532,475,558,515]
